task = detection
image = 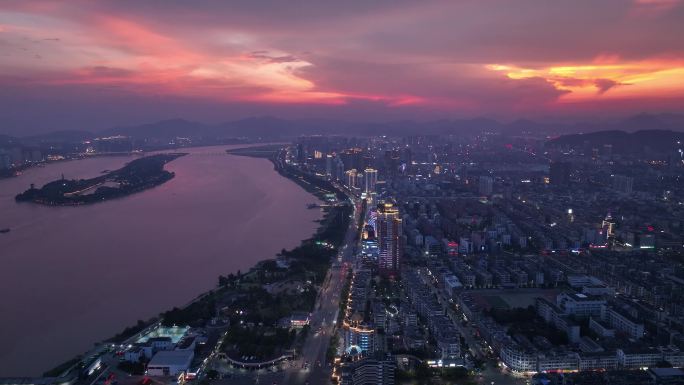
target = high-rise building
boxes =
[346,169,358,189]
[602,212,615,240]
[325,154,333,179]
[478,176,493,196]
[296,143,306,165]
[377,203,402,277]
[639,233,655,249]
[383,150,400,177]
[344,321,375,355]
[550,162,571,186]
[399,147,412,169]
[603,144,613,157]
[0,150,10,170]
[335,157,345,181]
[19,148,44,163]
[669,148,683,170]
[9,147,23,167]
[340,148,364,171]
[364,168,378,193]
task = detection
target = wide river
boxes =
[0,145,322,376]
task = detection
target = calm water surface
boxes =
[0,145,321,375]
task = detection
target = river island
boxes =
[15,153,186,206]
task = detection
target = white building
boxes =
[662,348,684,368]
[578,352,618,370]
[364,168,378,193]
[124,347,144,362]
[147,350,194,377]
[500,345,536,372]
[601,306,645,340]
[341,357,396,385]
[589,317,616,338]
[536,298,581,343]
[443,275,463,297]
[617,348,661,368]
[537,352,579,372]
[437,337,462,361]
[147,336,174,351]
[556,292,605,317]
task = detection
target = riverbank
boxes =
[0,145,322,376]
[40,145,351,378]
[227,145,347,202]
[225,144,283,159]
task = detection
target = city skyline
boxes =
[1,2,684,384]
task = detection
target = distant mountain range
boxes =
[99,113,684,140]
[2,113,683,146]
[546,129,684,153]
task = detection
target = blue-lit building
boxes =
[344,320,375,355]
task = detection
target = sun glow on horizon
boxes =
[487,60,684,102]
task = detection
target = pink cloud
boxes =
[0,0,682,125]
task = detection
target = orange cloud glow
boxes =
[487,59,684,102]
[1,0,683,121]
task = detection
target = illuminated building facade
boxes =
[377,203,402,277]
[345,169,358,189]
[344,322,375,355]
[602,212,615,240]
[94,135,133,153]
[444,241,459,257]
[361,224,379,258]
[340,357,396,385]
[364,168,378,193]
[325,154,333,178]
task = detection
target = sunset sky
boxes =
[1,0,683,134]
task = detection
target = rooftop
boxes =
[136,325,189,344]
[148,350,194,367]
[650,368,684,378]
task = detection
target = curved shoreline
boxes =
[0,145,321,377]
[40,146,349,379]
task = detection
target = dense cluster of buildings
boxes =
[0,135,137,177]
[0,147,44,171]
[292,131,683,384]
[2,128,679,384]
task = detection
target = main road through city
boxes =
[208,154,363,385]
[281,193,362,385]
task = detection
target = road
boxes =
[416,271,527,385]
[212,182,362,385]
[208,151,362,385]
[281,196,361,385]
